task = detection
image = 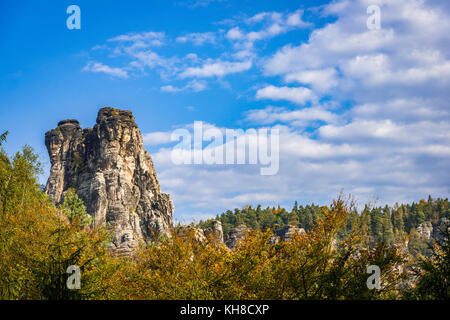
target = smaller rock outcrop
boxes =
[204,220,224,245]
[269,225,306,243]
[433,217,449,242]
[226,224,250,249]
[277,225,306,242]
[417,222,433,240]
[176,225,206,242]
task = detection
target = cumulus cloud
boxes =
[245,106,339,126]
[143,131,173,146]
[255,85,316,105]
[283,68,339,93]
[224,9,312,58]
[108,31,165,47]
[179,60,252,78]
[176,32,216,45]
[263,0,450,103]
[160,79,207,92]
[225,27,244,40]
[82,62,128,78]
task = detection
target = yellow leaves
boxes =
[1,158,407,302]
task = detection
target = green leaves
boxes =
[60,188,93,226]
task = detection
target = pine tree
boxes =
[0,131,8,146]
[392,204,405,240]
[288,201,300,226]
[370,207,384,243]
[382,205,394,245]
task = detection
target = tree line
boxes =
[207,196,448,258]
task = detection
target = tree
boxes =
[409,218,450,299]
[288,201,300,226]
[0,131,8,146]
[0,139,112,299]
[370,207,384,243]
[408,228,429,257]
[392,204,405,240]
[382,205,394,245]
[60,188,93,226]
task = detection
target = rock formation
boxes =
[275,225,306,242]
[177,225,207,242]
[433,217,449,243]
[45,107,173,255]
[268,225,306,244]
[417,222,433,240]
[226,224,250,249]
[204,220,224,245]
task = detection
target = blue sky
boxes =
[1,0,449,222]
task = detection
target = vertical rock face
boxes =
[432,217,449,242]
[176,225,207,242]
[226,224,250,249]
[45,107,174,255]
[204,220,224,246]
[417,222,433,240]
[273,225,306,243]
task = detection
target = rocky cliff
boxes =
[273,225,306,243]
[204,220,224,246]
[226,224,250,249]
[45,107,173,255]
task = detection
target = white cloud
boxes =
[130,50,170,69]
[225,27,244,40]
[82,62,128,78]
[143,132,173,146]
[286,10,310,27]
[179,60,252,78]
[182,0,228,8]
[351,98,450,122]
[161,79,207,92]
[284,68,338,92]
[319,120,450,146]
[245,106,339,126]
[227,9,311,45]
[108,31,165,47]
[263,0,450,103]
[255,85,316,105]
[176,32,216,45]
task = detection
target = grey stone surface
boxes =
[276,225,306,242]
[226,224,250,249]
[269,225,306,244]
[176,225,207,242]
[433,217,449,243]
[417,222,433,240]
[204,220,224,245]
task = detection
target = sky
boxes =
[1,0,449,222]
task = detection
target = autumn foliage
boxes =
[0,133,447,300]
